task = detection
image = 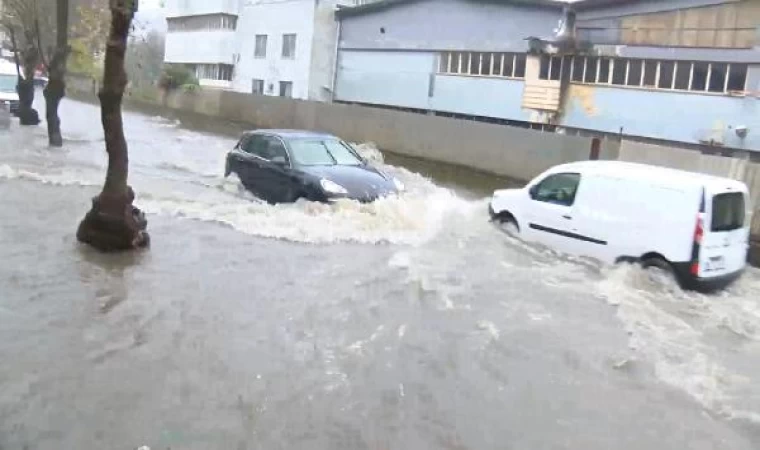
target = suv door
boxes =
[232,133,269,199]
[524,172,588,256]
[256,135,296,203]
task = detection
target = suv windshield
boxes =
[0,74,16,92]
[288,139,363,166]
[711,192,745,232]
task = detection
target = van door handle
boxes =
[562,215,572,220]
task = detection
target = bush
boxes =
[159,65,199,91]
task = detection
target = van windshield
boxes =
[711,192,745,232]
[0,74,15,92]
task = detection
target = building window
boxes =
[279,81,293,97]
[194,63,234,81]
[252,79,264,94]
[254,35,268,59]
[539,55,567,81]
[282,34,297,59]
[568,56,747,95]
[438,51,526,79]
[167,14,237,32]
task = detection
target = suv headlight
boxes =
[320,178,348,195]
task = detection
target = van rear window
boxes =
[711,192,745,232]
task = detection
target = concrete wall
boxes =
[619,139,760,236]
[338,0,562,52]
[67,76,611,182]
[563,84,760,150]
[214,90,612,181]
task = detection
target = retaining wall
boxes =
[67,76,617,182]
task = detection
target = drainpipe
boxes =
[330,16,342,102]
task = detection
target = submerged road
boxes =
[1,97,760,449]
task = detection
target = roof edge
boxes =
[336,0,567,19]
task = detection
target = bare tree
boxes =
[2,0,47,125]
[77,0,149,251]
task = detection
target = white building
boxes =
[164,0,354,101]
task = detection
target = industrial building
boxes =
[333,0,760,154]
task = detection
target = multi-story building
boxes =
[333,0,760,155]
[164,0,355,100]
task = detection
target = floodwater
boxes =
[1,97,760,449]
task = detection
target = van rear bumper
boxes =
[672,263,744,292]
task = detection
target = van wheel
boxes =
[641,257,679,286]
[494,213,520,236]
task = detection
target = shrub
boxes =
[159,65,199,91]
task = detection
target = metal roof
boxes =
[336,0,568,18]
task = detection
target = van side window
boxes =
[531,173,581,206]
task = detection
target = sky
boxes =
[135,0,167,34]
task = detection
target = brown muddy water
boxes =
[1,97,760,449]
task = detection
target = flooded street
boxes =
[2,97,760,449]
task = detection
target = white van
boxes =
[0,60,20,116]
[489,161,750,291]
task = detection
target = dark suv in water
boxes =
[224,129,404,204]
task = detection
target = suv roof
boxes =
[249,129,338,140]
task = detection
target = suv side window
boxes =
[242,134,267,158]
[531,173,581,206]
[261,136,290,164]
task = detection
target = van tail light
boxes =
[694,215,704,245]
[689,212,704,277]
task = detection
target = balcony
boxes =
[164,30,236,65]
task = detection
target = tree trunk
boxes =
[43,79,65,146]
[77,0,149,251]
[9,29,40,126]
[16,78,39,125]
[43,0,71,147]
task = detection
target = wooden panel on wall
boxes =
[615,0,756,48]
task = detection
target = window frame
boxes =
[279,80,293,98]
[252,79,264,95]
[254,34,268,59]
[437,51,526,79]
[281,33,297,59]
[568,57,747,96]
[529,173,582,207]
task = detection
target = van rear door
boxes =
[699,189,749,278]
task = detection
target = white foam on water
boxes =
[351,142,385,165]
[139,177,474,244]
[595,264,760,422]
[0,163,101,187]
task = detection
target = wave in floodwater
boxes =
[0,144,479,245]
[592,263,760,426]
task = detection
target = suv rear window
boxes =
[711,192,745,232]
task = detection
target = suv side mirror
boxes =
[528,185,538,199]
[271,155,288,167]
